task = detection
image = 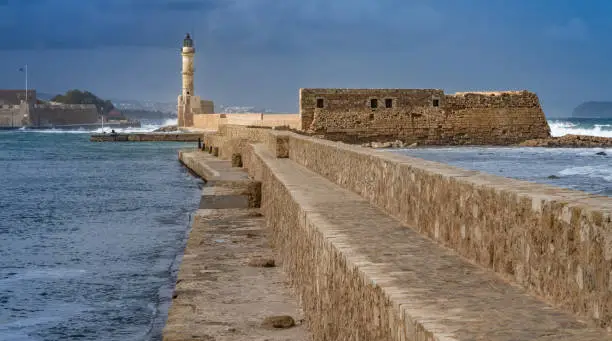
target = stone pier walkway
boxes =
[163,153,310,341]
[173,147,612,340]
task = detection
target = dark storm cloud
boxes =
[2,0,612,114]
[0,0,445,50]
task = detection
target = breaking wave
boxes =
[548,119,612,138]
[13,118,177,134]
[559,165,612,182]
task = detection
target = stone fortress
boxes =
[177,34,552,145]
[0,89,99,128]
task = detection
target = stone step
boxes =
[200,185,261,209]
[180,150,262,209]
[247,143,611,341]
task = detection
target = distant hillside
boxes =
[51,89,114,114]
[572,101,612,118]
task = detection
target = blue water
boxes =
[0,132,203,341]
[395,147,611,196]
[393,118,612,197]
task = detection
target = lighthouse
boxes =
[177,33,214,127]
[177,33,195,127]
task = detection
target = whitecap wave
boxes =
[14,118,178,134]
[558,165,612,182]
[548,120,612,137]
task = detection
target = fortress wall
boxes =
[203,125,612,328]
[0,106,23,127]
[193,113,300,131]
[193,113,223,130]
[299,88,550,145]
[443,91,551,144]
[29,106,98,127]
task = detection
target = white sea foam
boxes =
[548,120,612,137]
[14,118,178,134]
[559,165,612,182]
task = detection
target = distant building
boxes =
[0,89,37,105]
[0,89,99,128]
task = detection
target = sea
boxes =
[0,117,610,341]
[395,118,612,197]
[0,119,203,341]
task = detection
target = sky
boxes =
[1,0,611,115]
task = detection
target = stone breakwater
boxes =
[163,151,310,341]
[166,124,612,340]
[90,132,203,142]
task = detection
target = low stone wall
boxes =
[287,133,612,328]
[205,125,612,329]
[192,113,300,131]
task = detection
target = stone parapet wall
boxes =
[299,88,551,145]
[203,125,612,329]
[241,144,405,340]
[286,132,612,328]
[29,106,99,127]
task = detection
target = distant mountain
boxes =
[572,101,612,118]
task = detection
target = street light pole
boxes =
[25,64,28,104]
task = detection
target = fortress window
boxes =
[432,99,440,107]
[370,99,378,109]
[316,98,325,108]
[385,98,393,108]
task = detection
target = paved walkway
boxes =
[164,153,310,341]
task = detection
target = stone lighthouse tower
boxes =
[177,33,214,128]
[178,33,195,127]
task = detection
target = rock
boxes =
[391,140,405,148]
[261,315,295,329]
[371,141,392,149]
[361,142,372,148]
[596,151,607,156]
[547,175,560,179]
[231,153,243,167]
[519,134,612,148]
[248,257,275,267]
[406,142,418,148]
[153,125,179,132]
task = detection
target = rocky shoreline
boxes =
[359,134,612,149]
[517,134,612,148]
[153,125,180,132]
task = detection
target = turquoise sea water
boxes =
[0,132,202,341]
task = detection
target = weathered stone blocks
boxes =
[299,88,551,145]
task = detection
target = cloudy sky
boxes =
[0,0,610,115]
